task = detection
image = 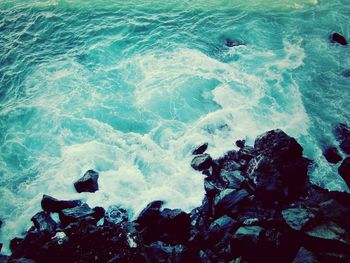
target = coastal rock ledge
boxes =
[2,129,350,263]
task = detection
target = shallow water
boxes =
[0,0,349,253]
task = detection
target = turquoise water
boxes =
[0,0,349,253]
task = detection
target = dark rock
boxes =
[208,215,237,237]
[74,170,99,193]
[41,195,82,213]
[247,129,310,201]
[214,189,250,215]
[323,146,342,164]
[333,123,350,154]
[136,200,163,227]
[330,33,348,45]
[191,154,213,171]
[306,221,350,245]
[292,247,320,263]
[105,206,128,225]
[236,140,246,148]
[31,212,57,235]
[225,39,242,47]
[237,146,256,162]
[282,207,318,231]
[146,242,192,263]
[192,143,208,155]
[233,225,263,244]
[342,70,350,78]
[204,177,221,196]
[59,203,96,226]
[338,157,350,188]
[0,255,9,263]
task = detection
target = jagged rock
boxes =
[31,212,57,235]
[233,226,263,242]
[220,169,245,189]
[323,146,342,164]
[41,195,82,212]
[338,157,350,188]
[330,33,348,45]
[74,170,99,193]
[282,207,317,231]
[292,247,320,263]
[59,203,96,226]
[105,206,128,225]
[192,143,208,155]
[208,215,237,237]
[191,154,213,171]
[204,177,221,197]
[333,123,350,154]
[214,189,250,215]
[306,222,349,244]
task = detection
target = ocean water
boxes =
[0,0,349,253]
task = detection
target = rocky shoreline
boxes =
[1,128,350,263]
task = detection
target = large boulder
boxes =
[74,170,99,193]
[338,157,350,189]
[41,195,82,212]
[246,129,310,201]
[282,207,318,231]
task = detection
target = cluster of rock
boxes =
[1,129,350,263]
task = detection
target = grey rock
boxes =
[31,211,57,235]
[191,154,213,171]
[214,189,250,214]
[282,207,317,231]
[59,203,95,226]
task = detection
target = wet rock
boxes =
[214,189,250,215]
[31,212,57,235]
[74,170,99,193]
[220,169,245,189]
[225,38,242,47]
[292,247,320,263]
[323,146,342,164]
[208,215,237,237]
[59,203,96,226]
[236,140,246,149]
[330,33,348,45]
[333,123,350,154]
[105,206,128,225]
[338,157,350,188]
[282,207,317,231]
[192,143,208,155]
[191,154,213,171]
[41,195,82,213]
[136,200,163,227]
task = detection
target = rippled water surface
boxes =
[0,0,349,252]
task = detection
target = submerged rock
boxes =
[192,143,208,155]
[330,33,348,45]
[338,157,350,188]
[74,170,99,193]
[41,195,82,212]
[323,146,342,164]
[333,123,350,154]
[225,38,242,47]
